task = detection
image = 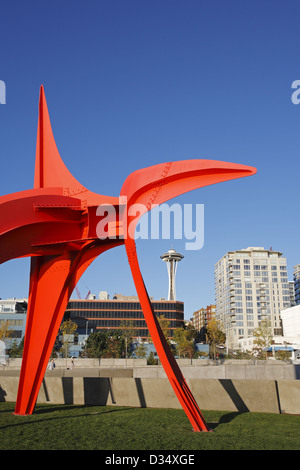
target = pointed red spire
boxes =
[34,86,118,205]
[34,85,86,195]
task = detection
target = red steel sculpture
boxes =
[0,86,256,431]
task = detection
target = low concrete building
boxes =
[0,298,27,351]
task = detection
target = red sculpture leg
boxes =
[15,253,78,415]
[15,241,123,415]
[125,239,210,432]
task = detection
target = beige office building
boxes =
[214,247,292,351]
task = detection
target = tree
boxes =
[173,328,186,358]
[103,332,124,358]
[134,342,147,358]
[185,324,197,342]
[59,319,78,363]
[0,320,13,342]
[119,320,137,359]
[206,319,226,361]
[9,337,24,358]
[147,351,158,365]
[275,349,291,361]
[157,315,172,347]
[252,320,273,360]
[197,326,207,343]
[84,330,110,358]
[180,340,195,360]
[173,327,196,360]
[84,329,126,358]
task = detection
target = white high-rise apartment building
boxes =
[215,247,291,351]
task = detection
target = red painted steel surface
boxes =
[0,86,256,431]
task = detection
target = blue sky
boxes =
[0,1,299,319]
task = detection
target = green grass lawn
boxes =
[0,402,299,450]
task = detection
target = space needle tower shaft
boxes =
[160,248,184,301]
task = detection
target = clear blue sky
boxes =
[0,1,299,319]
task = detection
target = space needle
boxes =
[160,248,184,301]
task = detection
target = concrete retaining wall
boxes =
[3,358,300,380]
[1,359,299,415]
[1,371,299,415]
[133,364,300,380]
[0,358,149,369]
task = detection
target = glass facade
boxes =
[64,299,184,338]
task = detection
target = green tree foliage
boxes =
[102,331,126,358]
[0,320,13,342]
[206,319,226,361]
[173,328,186,358]
[185,324,197,341]
[84,330,126,358]
[84,331,109,358]
[157,315,172,347]
[59,319,78,360]
[173,327,196,359]
[275,349,291,361]
[9,337,24,358]
[147,351,158,365]
[119,320,137,358]
[134,342,147,358]
[252,320,273,360]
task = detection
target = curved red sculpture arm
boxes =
[120,160,256,432]
[120,159,256,210]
